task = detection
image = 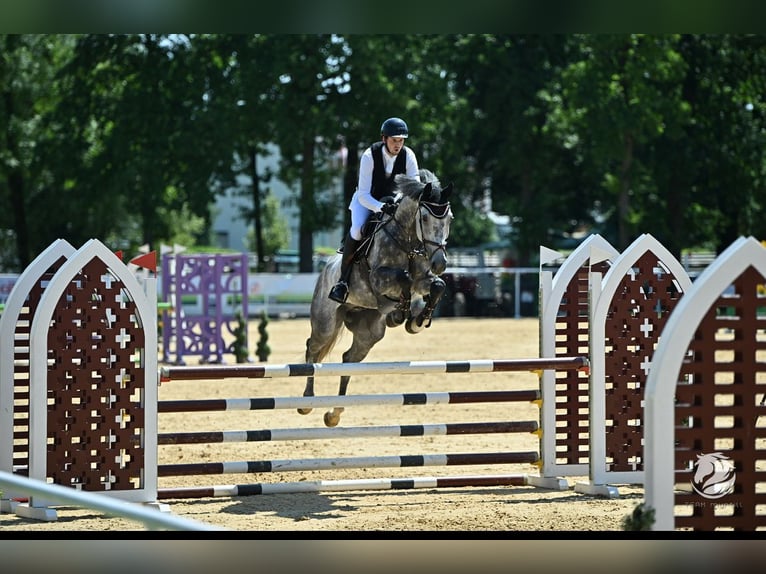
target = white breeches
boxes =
[349,194,373,240]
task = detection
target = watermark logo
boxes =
[691,452,735,499]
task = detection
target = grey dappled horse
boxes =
[301,169,454,426]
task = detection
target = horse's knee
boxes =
[430,277,446,301]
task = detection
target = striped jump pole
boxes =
[157,474,530,500]
[157,420,539,445]
[158,451,540,477]
[159,356,589,382]
[158,389,541,413]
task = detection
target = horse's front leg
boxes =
[370,265,412,328]
[324,374,350,427]
[406,276,446,334]
[370,265,412,296]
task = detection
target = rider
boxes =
[328,117,421,304]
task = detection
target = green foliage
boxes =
[622,502,656,531]
[2,34,766,270]
[448,203,497,247]
[255,311,271,362]
[232,311,249,364]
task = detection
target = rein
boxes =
[381,209,427,260]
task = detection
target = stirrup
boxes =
[328,281,349,303]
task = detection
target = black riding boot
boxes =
[328,234,360,303]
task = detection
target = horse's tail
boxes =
[307,258,346,363]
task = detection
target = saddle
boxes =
[336,212,385,260]
[356,213,385,260]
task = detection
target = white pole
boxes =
[0,471,224,531]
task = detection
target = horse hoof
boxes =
[386,310,405,327]
[405,317,426,334]
[324,412,340,427]
[298,407,313,415]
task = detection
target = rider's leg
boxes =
[329,233,361,303]
[329,200,367,304]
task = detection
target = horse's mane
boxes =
[394,169,444,203]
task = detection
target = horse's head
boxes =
[394,169,453,275]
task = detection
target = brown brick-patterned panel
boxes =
[602,251,686,473]
[45,258,146,492]
[673,265,766,530]
[552,261,611,466]
[11,256,70,473]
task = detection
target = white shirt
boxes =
[355,144,420,212]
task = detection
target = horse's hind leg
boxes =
[300,311,345,416]
[298,337,316,415]
[324,311,387,427]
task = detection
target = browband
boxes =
[421,202,452,219]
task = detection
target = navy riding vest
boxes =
[369,141,408,200]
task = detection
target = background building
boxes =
[211,144,343,259]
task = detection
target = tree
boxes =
[56,34,236,253]
[201,34,282,271]
[267,35,348,273]
[546,35,691,250]
[662,34,766,253]
[0,34,76,269]
[4,34,766,273]
[443,35,586,262]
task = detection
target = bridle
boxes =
[381,197,452,263]
[417,200,453,262]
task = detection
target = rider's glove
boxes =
[379,197,397,215]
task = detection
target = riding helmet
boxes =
[380,117,409,139]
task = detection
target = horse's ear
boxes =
[441,182,453,202]
[421,182,433,201]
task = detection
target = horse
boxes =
[300,169,454,426]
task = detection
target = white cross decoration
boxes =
[115,407,130,429]
[115,327,131,349]
[640,355,652,376]
[639,318,654,338]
